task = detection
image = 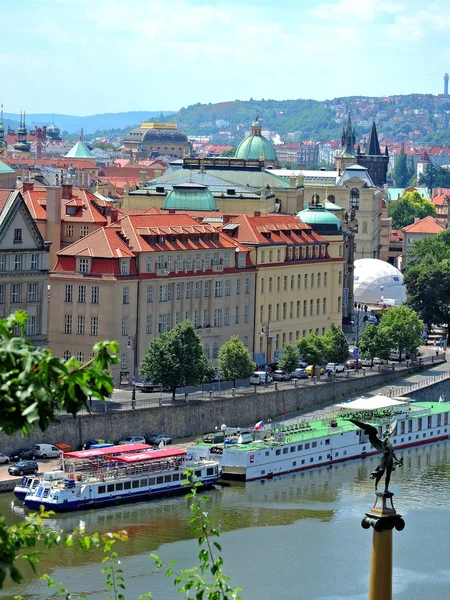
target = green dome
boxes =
[235,134,277,162]
[297,205,342,236]
[163,183,216,211]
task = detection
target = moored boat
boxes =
[188,397,450,481]
[23,447,220,512]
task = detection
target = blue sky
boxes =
[2,0,450,115]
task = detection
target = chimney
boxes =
[62,184,73,199]
[139,170,147,185]
[22,182,34,193]
[110,208,119,223]
[223,214,231,224]
[414,217,420,223]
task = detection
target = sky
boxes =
[2,0,450,115]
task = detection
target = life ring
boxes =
[286,437,291,443]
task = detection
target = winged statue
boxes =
[350,419,403,492]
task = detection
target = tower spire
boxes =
[366,122,381,156]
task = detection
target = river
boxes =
[1,439,449,600]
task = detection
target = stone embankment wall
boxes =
[0,361,447,454]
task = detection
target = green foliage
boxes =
[387,191,436,229]
[407,235,450,267]
[93,141,116,151]
[277,345,299,373]
[405,260,450,330]
[323,323,349,364]
[0,311,118,436]
[378,306,423,359]
[220,147,236,157]
[393,146,411,187]
[218,336,255,385]
[296,334,326,369]
[140,320,214,399]
[359,325,392,364]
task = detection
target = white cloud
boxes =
[310,0,404,23]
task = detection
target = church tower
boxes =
[334,112,357,174]
[356,121,389,186]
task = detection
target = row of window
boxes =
[259,244,327,264]
[0,282,39,304]
[64,284,99,304]
[258,328,327,353]
[63,350,96,362]
[144,251,242,272]
[65,224,90,238]
[0,253,40,272]
[260,271,341,293]
[262,297,336,322]
[64,315,98,336]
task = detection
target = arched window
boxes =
[327,194,335,203]
[76,351,85,363]
[350,188,360,210]
[363,221,368,234]
[63,350,71,361]
[204,342,210,359]
[312,193,320,205]
[213,343,219,359]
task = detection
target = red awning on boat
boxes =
[105,448,187,463]
[64,443,152,459]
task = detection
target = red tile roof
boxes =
[402,216,445,234]
[223,214,324,246]
[57,225,135,259]
[432,190,450,206]
[0,190,12,213]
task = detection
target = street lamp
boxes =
[260,321,271,364]
[127,335,136,408]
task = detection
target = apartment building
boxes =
[49,214,255,384]
[0,190,50,345]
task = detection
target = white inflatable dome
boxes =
[353,259,406,306]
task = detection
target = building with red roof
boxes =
[402,216,445,267]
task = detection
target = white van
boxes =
[249,371,273,385]
[33,444,63,459]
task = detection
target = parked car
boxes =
[249,371,273,385]
[33,444,63,459]
[360,357,372,367]
[373,357,385,365]
[0,453,9,464]
[390,350,400,361]
[346,359,363,369]
[119,436,147,445]
[297,359,308,369]
[272,370,292,381]
[305,365,324,375]
[291,368,309,379]
[8,460,39,476]
[9,448,37,461]
[366,315,378,325]
[148,434,173,446]
[134,378,162,393]
[325,363,346,373]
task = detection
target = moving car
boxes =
[8,460,39,476]
[0,453,9,464]
[305,365,324,375]
[249,371,273,385]
[366,315,378,325]
[291,368,309,379]
[119,436,147,445]
[346,359,363,369]
[148,434,173,446]
[325,363,346,373]
[272,370,292,381]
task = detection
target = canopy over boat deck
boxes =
[335,395,408,411]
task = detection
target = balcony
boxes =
[156,268,170,276]
[211,261,224,272]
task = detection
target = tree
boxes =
[220,147,236,157]
[393,145,410,187]
[323,323,349,364]
[407,236,450,267]
[359,324,392,365]
[277,344,299,373]
[387,190,436,229]
[218,336,255,386]
[140,321,214,400]
[296,333,326,374]
[377,306,423,360]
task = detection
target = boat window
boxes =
[276,449,281,455]
[401,438,404,442]
[335,452,339,457]
[265,451,269,456]
[416,435,419,440]
[301,459,305,464]
[43,488,50,498]
[310,457,314,463]
[116,482,123,491]
[195,470,201,477]
[444,413,448,425]
[408,421,413,433]
[181,473,187,480]
[408,436,411,441]
[124,481,131,490]
[283,448,288,454]
[98,485,106,494]
[423,433,426,438]
[400,421,405,434]
[437,414,441,426]
[312,442,317,448]
[107,484,114,493]
[149,478,156,486]
[437,430,440,435]
[343,450,347,456]
[305,443,310,449]
[297,445,303,451]
[156,476,164,484]
[164,475,172,483]
[293,461,297,467]
[290,446,295,453]
[428,416,432,428]
[418,419,422,431]
[140,479,148,487]
[261,470,265,475]
[318,456,322,460]
[172,473,180,481]
[207,467,214,476]
[325,439,330,445]
[132,480,139,489]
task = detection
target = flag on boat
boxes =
[158,440,165,449]
[439,395,445,403]
[254,420,265,430]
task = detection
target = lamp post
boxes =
[260,321,271,365]
[127,335,136,408]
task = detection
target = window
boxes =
[268,277,272,292]
[13,228,22,242]
[76,351,84,362]
[185,282,191,299]
[317,273,321,288]
[0,284,3,304]
[245,278,250,294]
[195,281,200,298]
[235,306,240,324]
[80,225,89,237]
[259,305,263,322]
[203,280,209,297]
[78,285,86,303]
[310,299,313,316]
[120,353,128,369]
[290,275,294,290]
[297,274,301,289]
[324,272,327,287]
[0,255,5,271]
[260,278,264,294]
[120,259,130,275]
[14,254,22,271]
[311,273,314,288]
[193,310,199,328]
[308,246,313,258]
[214,309,222,327]
[90,316,98,336]
[288,247,293,260]
[158,313,171,333]
[78,258,89,273]
[267,304,272,321]
[323,298,327,314]
[204,342,210,358]
[269,250,273,262]
[77,315,85,335]
[63,350,71,361]
[31,253,38,270]
[350,188,360,210]
[121,317,128,337]
[296,300,300,318]
[195,254,202,269]
[146,315,152,334]
[276,304,280,320]
[337,296,341,313]
[185,310,190,322]
[283,276,287,291]
[203,309,209,327]
[304,274,308,289]
[224,252,230,267]
[176,283,182,300]
[303,300,307,317]
[65,224,73,237]
[224,307,230,326]
[338,271,342,285]
[225,280,231,296]
[244,306,249,323]
[213,343,219,358]
[145,256,152,272]
[11,284,21,303]
[123,287,129,304]
[282,302,286,319]
[176,254,183,270]
[289,301,293,319]
[316,298,320,315]
[215,281,222,297]
[27,283,37,302]
[260,250,265,263]
[64,284,73,302]
[175,311,181,324]
[159,284,171,302]
[244,335,248,346]
[238,253,245,268]
[64,315,72,334]
[26,315,36,336]
[277,277,280,292]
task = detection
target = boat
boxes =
[23,446,220,512]
[187,396,450,481]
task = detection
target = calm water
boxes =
[1,440,450,600]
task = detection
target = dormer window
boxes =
[159,236,165,245]
[120,259,130,275]
[66,206,77,215]
[238,253,245,268]
[308,246,313,258]
[78,258,90,274]
[194,235,200,242]
[170,236,177,243]
[13,228,22,243]
[321,245,326,257]
[213,234,219,242]
[301,247,306,259]
[288,247,293,260]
